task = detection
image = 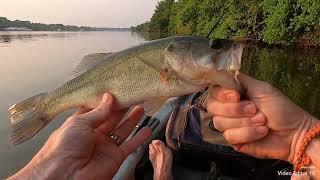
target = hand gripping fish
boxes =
[9,36,243,145]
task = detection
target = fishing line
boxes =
[205,15,224,38]
[205,4,230,38]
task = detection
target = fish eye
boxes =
[210,39,223,49]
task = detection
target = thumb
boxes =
[238,74,276,98]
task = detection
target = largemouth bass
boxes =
[9,36,243,145]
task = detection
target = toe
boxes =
[154,140,166,152]
[149,144,156,162]
[152,140,162,149]
[149,151,155,162]
[150,140,173,180]
[152,140,163,154]
[153,140,162,145]
[149,143,156,155]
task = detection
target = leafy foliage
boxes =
[131,0,320,45]
[261,0,291,43]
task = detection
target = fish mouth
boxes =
[228,43,244,93]
[229,43,244,71]
[210,43,244,92]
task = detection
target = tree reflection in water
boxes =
[242,46,320,118]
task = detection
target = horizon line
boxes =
[0,16,135,29]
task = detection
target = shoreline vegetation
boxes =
[0,17,129,32]
[131,0,320,47]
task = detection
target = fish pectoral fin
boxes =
[143,97,170,116]
[136,56,162,71]
[68,52,113,80]
[136,56,175,85]
[160,69,171,84]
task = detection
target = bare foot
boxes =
[149,140,173,180]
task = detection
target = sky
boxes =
[0,0,160,28]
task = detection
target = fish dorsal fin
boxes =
[68,53,112,80]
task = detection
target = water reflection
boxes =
[242,47,320,118]
[0,31,79,44]
[134,31,168,41]
[0,31,146,178]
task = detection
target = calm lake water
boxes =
[0,31,146,178]
[0,31,320,178]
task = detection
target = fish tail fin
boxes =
[9,93,50,145]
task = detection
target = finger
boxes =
[233,139,285,159]
[209,86,240,103]
[107,106,144,140]
[233,140,275,159]
[120,127,152,157]
[213,112,266,131]
[75,93,115,128]
[223,126,268,145]
[238,74,278,98]
[207,99,257,117]
[73,106,93,115]
[95,108,129,134]
[111,106,136,131]
[213,112,267,132]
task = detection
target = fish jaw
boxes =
[164,38,244,91]
[208,43,244,91]
[229,44,243,72]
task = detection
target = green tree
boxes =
[131,0,320,45]
[148,0,174,33]
[260,0,292,43]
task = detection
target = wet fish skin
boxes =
[9,36,243,145]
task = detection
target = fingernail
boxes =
[225,92,237,102]
[251,113,265,124]
[244,103,256,115]
[256,126,268,134]
[102,93,110,103]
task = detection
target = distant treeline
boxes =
[0,17,130,31]
[131,0,320,45]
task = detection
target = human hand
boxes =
[10,93,152,180]
[206,74,318,163]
